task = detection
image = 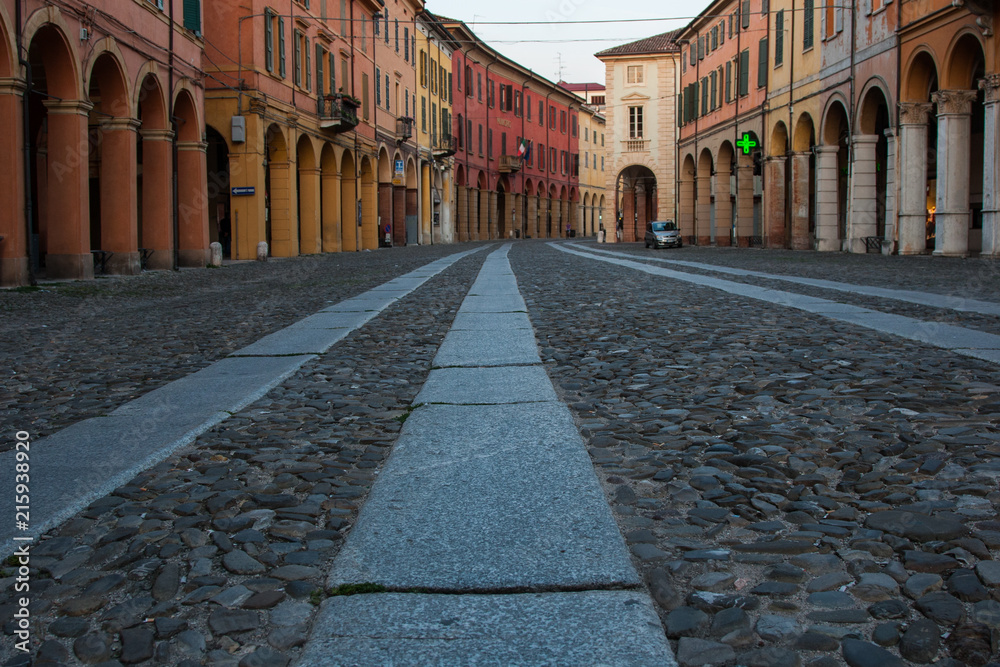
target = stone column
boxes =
[789,151,811,250]
[140,129,175,269]
[679,176,695,243]
[621,187,634,243]
[764,156,787,249]
[456,186,469,241]
[715,165,733,246]
[479,188,490,240]
[392,185,406,246]
[561,198,572,239]
[630,185,645,243]
[0,79,26,286]
[322,168,341,252]
[735,161,754,246]
[882,128,897,254]
[43,100,94,279]
[847,134,879,253]
[487,190,499,239]
[177,140,210,267]
[931,90,977,257]
[98,118,141,274]
[897,103,934,255]
[696,172,712,246]
[299,166,322,253]
[980,75,1000,257]
[526,194,537,238]
[550,196,561,239]
[814,145,841,252]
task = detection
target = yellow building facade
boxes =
[577,105,607,236]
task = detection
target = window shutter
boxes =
[678,94,683,127]
[265,12,274,72]
[279,18,286,78]
[835,6,844,33]
[741,1,750,29]
[294,31,302,86]
[701,77,708,116]
[305,37,311,91]
[758,38,769,87]
[775,11,783,66]
[375,67,381,105]
[183,0,201,33]
[316,45,324,96]
[720,21,725,45]
[710,71,717,110]
[803,0,814,49]
[725,60,732,102]
[739,49,749,96]
[329,52,336,93]
[762,0,769,14]
[690,46,696,66]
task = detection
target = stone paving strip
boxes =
[0,249,489,667]
[0,248,485,556]
[300,244,677,666]
[556,244,1000,365]
[570,243,1000,317]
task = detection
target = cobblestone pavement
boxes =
[512,242,1000,667]
[0,245,489,444]
[572,241,1000,337]
[3,240,1000,666]
[0,249,488,666]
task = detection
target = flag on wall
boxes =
[518,139,531,162]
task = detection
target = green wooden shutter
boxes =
[774,11,783,66]
[279,18,286,78]
[265,12,273,72]
[739,50,749,96]
[305,37,311,91]
[316,45,324,97]
[758,38,769,88]
[725,60,732,102]
[741,1,750,29]
[183,0,201,33]
[803,0,814,49]
[329,52,336,95]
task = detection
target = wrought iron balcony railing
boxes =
[317,94,360,134]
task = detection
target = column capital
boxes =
[932,89,978,115]
[790,150,811,158]
[850,133,880,146]
[899,102,934,125]
[0,78,26,96]
[43,99,94,116]
[99,117,141,132]
[176,140,208,153]
[140,128,176,142]
[980,74,1000,103]
[764,154,787,163]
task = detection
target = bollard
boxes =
[209,242,223,267]
[597,229,606,243]
[257,242,269,261]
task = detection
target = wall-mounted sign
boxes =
[231,186,256,196]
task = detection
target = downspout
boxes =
[484,52,499,238]
[520,73,532,238]
[352,0,360,252]
[544,87,554,235]
[170,0,178,270]
[846,0,857,252]
[17,0,35,284]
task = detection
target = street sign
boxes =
[394,159,404,175]
[737,133,757,155]
[231,186,255,196]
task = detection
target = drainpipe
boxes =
[484,52,499,238]
[544,87,554,235]
[520,73,532,238]
[170,0,178,270]
[17,0,35,284]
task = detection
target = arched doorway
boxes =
[767,121,789,248]
[819,99,851,251]
[497,176,508,239]
[376,147,392,246]
[523,179,535,238]
[264,124,290,256]
[297,134,319,255]
[174,88,208,267]
[582,192,590,237]
[455,164,468,242]
[696,149,714,245]
[205,125,231,259]
[616,165,656,243]
[715,142,735,246]
[679,154,696,243]
[475,170,487,240]
[360,155,377,250]
[405,157,418,244]
[898,52,938,254]
[0,8,24,285]
[320,143,339,252]
[850,83,892,253]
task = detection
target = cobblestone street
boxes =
[3,241,1000,666]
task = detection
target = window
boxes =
[341,57,349,94]
[420,51,427,87]
[682,53,687,75]
[316,44,324,96]
[264,10,274,72]
[549,105,555,129]
[601,156,604,171]
[698,37,704,60]
[431,60,437,94]
[477,73,482,101]
[758,38,769,87]
[739,49,750,96]
[278,18,286,78]
[406,88,410,116]
[775,11,784,67]
[601,133,604,146]
[560,110,566,133]
[725,60,732,102]
[761,0,769,14]
[527,94,532,120]
[478,124,483,155]
[499,84,506,111]
[487,80,495,108]
[456,58,462,90]
[720,21,725,45]
[448,72,453,103]
[421,96,426,130]
[538,100,543,125]
[376,67,381,105]
[305,37,311,90]
[626,65,644,84]
[467,119,473,151]
[711,26,718,50]
[710,70,717,110]
[628,106,643,138]
[803,0,814,49]
[432,102,437,142]
[690,45,696,66]
[505,84,513,112]
[395,19,399,52]
[538,144,544,170]
[361,15,366,52]
[741,1,750,29]
[549,147,556,173]
[457,114,464,147]
[383,10,389,43]
[466,67,473,96]
[361,72,369,119]
[183,0,201,33]
[488,128,493,157]
[404,27,409,61]
[514,90,521,117]
[571,114,577,137]
[701,78,708,115]
[385,74,389,111]
[329,52,336,95]
[729,12,733,38]
[501,132,506,156]
[593,130,597,143]
[294,30,302,86]
[340,0,346,35]
[374,11,380,35]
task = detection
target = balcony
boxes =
[622,138,649,152]
[317,94,360,134]
[433,134,457,159]
[397,116,414,142]
[499,155,521,173]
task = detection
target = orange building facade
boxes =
[0,0,209,286]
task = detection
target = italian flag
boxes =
[518,139,530,161]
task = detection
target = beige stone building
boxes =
[596,32,682,243]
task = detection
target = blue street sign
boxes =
[232,186,256,196]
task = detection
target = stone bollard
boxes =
[597,229,606,243]
[209,242,223,267]
[256,242,268,261]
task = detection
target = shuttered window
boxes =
[775,11,784,66]
[803,0,815,49]
[725,60,732,102]
[265,11,274,72]
[279,18,286,78]
[701,77,708,116]
[741,1,750,29]
[183,0,201,33]
[316,44,324,96]
[329,52,336,94]
[305,37,311,91]
[758,38,769,87]
[293,30,302,86]
[739,49,749,96]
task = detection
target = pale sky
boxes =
[426,1,700,84]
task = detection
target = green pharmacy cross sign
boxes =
[737,133,757,155]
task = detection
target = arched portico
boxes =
[616,164,656,243]
[817,98,851,252]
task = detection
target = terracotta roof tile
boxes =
[595,30,682,58]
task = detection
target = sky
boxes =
[426,0,701,85]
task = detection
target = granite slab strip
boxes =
[287,312,376,329]
[416,366,557,404]
[0,354,313,554]
[230,327,352,356]
[433,329,542,367]
[457,294,527,313]
[450,312,534,331]
[570,242,1000,316]
[555,244,1000,364]
[300,591,676,667]
[0,247,486,555]
[329,403,639,590]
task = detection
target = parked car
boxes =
[645,220,682,249]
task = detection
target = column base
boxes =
[106,252,141,275]
[145,250,174,271]
[715,235,732,247]
[847,238,869,254]
[1,257,29,287]
[736,236,752,248]
[178,248,209,268]
[815,238,841,252]
[932,250,970,258]
[697,235,711,246]
[46,254,95,280]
